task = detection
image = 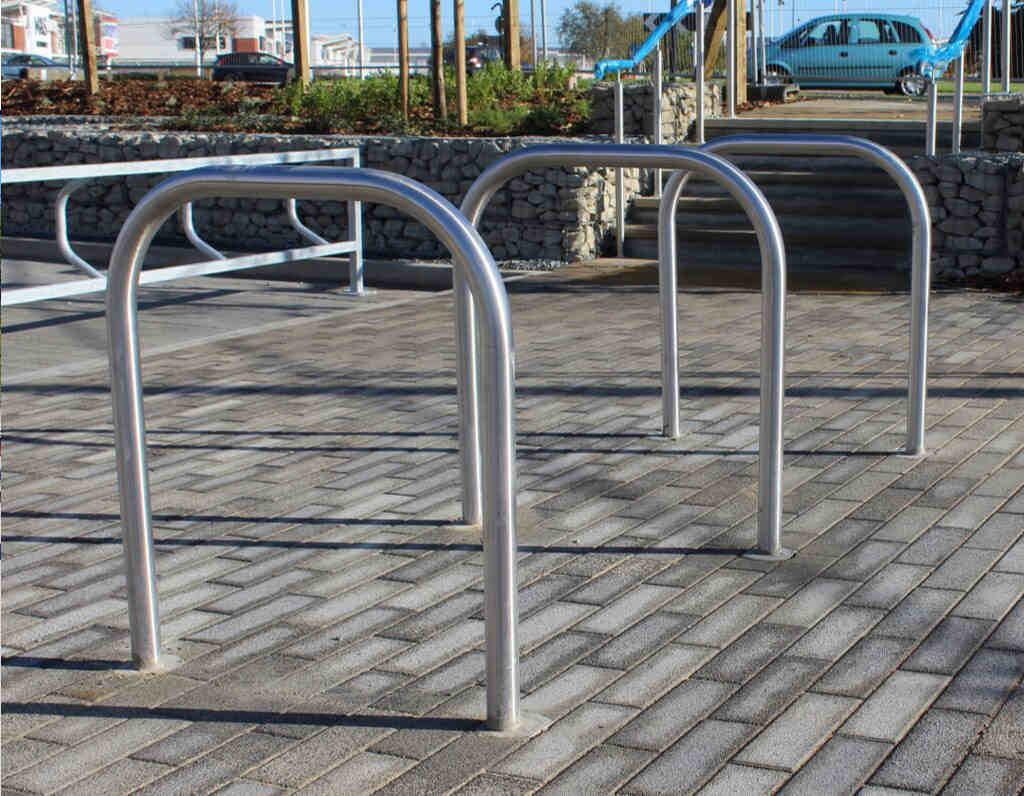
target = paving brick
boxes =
[678,595,783,648]
[967,513,1024,552]
[800,518,880,558]
[953,572,1024,620]
[825,541,904,582]
[813,636,917,698]
[453,773,537,795]
[870,708,986,792]
[610,679,735,751]
[693,763,788,796]
[665,570,762,615]
[520,632,606,694]
[583,612,696,670]
[924,547,1004,591]
[997,538,1024,573]
[694,624,802,683]
[596,644,717,708]
[765,578,859,628]
[786,605,883,661]
[620,720,756,795]
[987,596,1024,650]
[49,758,173,796]
[294,751,414,795]
[2,599,124,650]
[5,718,189,794]
[284,607,407,659]
[939,754,1024,795]
[213,781,288,796]
[972,686,1024,760]
[1,737,63,776]
[520,665,622,721]
[941,496,1005,529]
[898,526,971,566]
[532,744,651,795]
[871,587,962,640]
[518,602,597,653]
[841,670,949,742]
[712,656,829,724]
[935,648,1024,715]
[288,581,408,628]
[872,506,946,543]
[566,558,675,605]
[778,735,891,796]
[845,563,931,610]
[495,701,635,781]
[132,721,251,766]
[735,691,859,771]
[903,616,996,674]
[575,584,681,636]
[368,727,458,761]
[371,734,521,796]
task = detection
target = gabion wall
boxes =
[1,129,642,263]
[983,95,1024,153]
[587,81,724,140]
[910,151,1024,283]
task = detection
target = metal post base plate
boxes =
[481,712,552,738]
[743,548,795,562]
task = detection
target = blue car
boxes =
[758,14,937,96]
[1,53,71,81]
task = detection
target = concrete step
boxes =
[618,232,909,272]
[631,193,909,221]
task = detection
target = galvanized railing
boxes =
[2,148,364,306]
[105,165,538,735]
[457,143,791,560]
[667,134,931,457]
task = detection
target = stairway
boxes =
[622,118,979,289]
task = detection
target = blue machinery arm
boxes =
[913,0,986,79]
[593,0,697,79]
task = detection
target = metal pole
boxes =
[728,0,736,117]
[357,0,365,78]
[926,78,938,156]
[56,180,105,278]
[696,0,705,143]
[106,165,524,733]
[982,0,992,95]
[749,0,758,85]
[459,143,792,559]
[615,73,625,258]
[1001,0,1011,93]
[530,0,537,67]
[953,56,964,155]
[540,0,547,61]
[193,0,201,76]
[674,134,930,456]
[654,45,662,199]
[758,0,767,87]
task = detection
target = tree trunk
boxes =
[398,0,409,119]
[704,0,727,80]
[455,0,468,125]
[77,0,99,93]
[290,0,311,85]
[503,0,520,70]
[431,0,447,119]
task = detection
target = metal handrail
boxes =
[458,143,789,559]
[3,147,363,306]
[106,165,525,733]
[668,134,931,456]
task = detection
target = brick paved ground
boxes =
[3,276,1023,795]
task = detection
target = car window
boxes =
[805,19,848,47]
[258,54,279,64]
[891,20,922,44]
[32,56,50,66]
[854,19,884,45]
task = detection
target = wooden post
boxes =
[734,0,746,105]
[504,0,520,70]
[455,0,468,125]
[290,0,311,85]
[398,0,409,120]
[430,0,447,120]
[703,0,727,80]
[76,0,99,93]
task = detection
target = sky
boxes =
[98,0,976,51]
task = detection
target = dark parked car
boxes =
[1,54,71,80]
[212,52,294,84]
[440,44,501,74]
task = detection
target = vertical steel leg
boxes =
[696,0,706,143]
[926,79,938,156]
[953,57,964,156]
[654,45,662,198]
[615,74,625,258]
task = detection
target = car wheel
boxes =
[766,65,791,84]
[897,71,927,97]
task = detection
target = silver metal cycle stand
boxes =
[457,143,790,560]
[669,134,932,457]
[106,165,542,735]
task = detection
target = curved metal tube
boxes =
[460,143,788,559]
[178,203,227,261]
[286,198,329,245]
[106,165,520,731]
[675,134,931,455]
[56,179,105,278]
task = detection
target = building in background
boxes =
[2,0,116,60]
